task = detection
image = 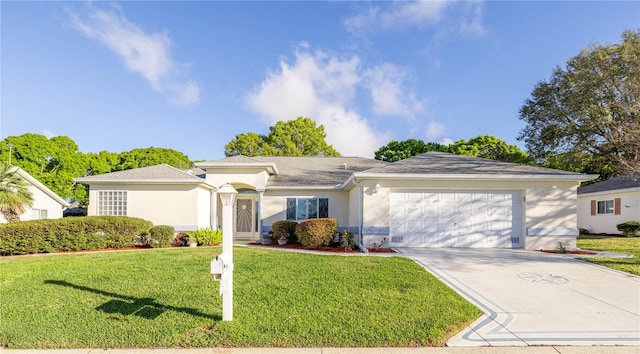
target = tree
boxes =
[0,164,34,222]
[449,135,528,164]
[518,29,640,177]
[115,147,192,171]
[224,117,340,157]
[374,139,449,162]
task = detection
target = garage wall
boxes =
[360,178,580,250]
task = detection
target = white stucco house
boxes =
[577,173,640,234]
[0,167,70,222]
[76,152,596,250]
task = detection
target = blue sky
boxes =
[2,1,638,160]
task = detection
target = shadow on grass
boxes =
[45,280,220,321]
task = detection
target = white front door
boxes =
[235,198,255,240]
[390,191,522,248]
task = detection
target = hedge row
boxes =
[617,221,640,236]
[0,216,153,256]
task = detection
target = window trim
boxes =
[97,191,128,216]
[596,199,614,215]
[285,197,330,221]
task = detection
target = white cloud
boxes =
[440,138,454,146]
[459,1,487,37]
[246,48,391,157]
[42,129,57,138]
[344,1,451,34]
[363,63,424,117]
[67,3,200,107]
[425,121,445,141]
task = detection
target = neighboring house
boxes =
[76,152,596,250]
[0,168,70,222]
[577,173,640,234]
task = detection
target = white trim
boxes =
[14,168,70,207]
[75,179,217,189]
[352,172,598,182]
[266,185,342,190]
[578,187,640,197]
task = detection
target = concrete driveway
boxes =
[395,248,640,347]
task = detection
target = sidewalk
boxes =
[3,346,640,353]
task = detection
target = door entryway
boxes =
[235,197,256,240]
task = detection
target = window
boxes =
[286,197,329,221]
[597,200,614,215]
[98,191,127,216]
[32,209,48,220]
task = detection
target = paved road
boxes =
[396,248,640,347]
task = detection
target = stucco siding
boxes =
[8,184,65,221]
[204,169,269,190]
[578,189,640,234]
[87,184,209,230]
[262,190,350,230]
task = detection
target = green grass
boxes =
[0,247,480,348]
[577,236,640,275]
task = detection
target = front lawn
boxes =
[0,247,480,348]
[577,236,640,276]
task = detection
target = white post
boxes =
[218,183,237,321]
[256,189,264,242]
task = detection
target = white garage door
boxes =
[390,191,523,248]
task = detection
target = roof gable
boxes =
[361,152,591,177]
[14,168,70,207]
[75,164,212,186]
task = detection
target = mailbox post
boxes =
[216,183,237,321]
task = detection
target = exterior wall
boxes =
[261,190,350,231]
[577,189,640,234]
[87,184,211,231]
[0,184,66,222]
[204,169,269,190]
[359,178,580,250]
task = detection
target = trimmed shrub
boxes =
[578,227,589,235]
[295,218,338,247]
[272,220,298,242]
[0,216,153,256]
[148,225,175,248]
[174,232,191,247]
[617,221,640,236]
[189,228,222,246]
[338,230,355,250]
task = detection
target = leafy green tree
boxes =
[115,147,192,171]
[0,164,34,222]
[449,135,529,164]
[225,117,340,157]
[374,139,449,162]
[518,29,640,177]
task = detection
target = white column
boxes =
[218,184,237,321]
[211,191,218,229]
[256,189,265,242]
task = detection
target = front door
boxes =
[235,198,255,240]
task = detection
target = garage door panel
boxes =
[390,191,522,248]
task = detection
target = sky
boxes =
[1,1,639,161]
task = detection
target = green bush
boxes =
[272,220,298,242]
[617,221,640,237]
[338,230,355,250]
[0,216,153,256]
[579,227,589,235]
[295,218,338,247]
[189,228,222,246]
[148,225,175,248]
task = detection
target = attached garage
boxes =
[389,191,523,248]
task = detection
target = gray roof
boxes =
[202,156,389,187]
[75,164,208,184]
[361,152,590,177]
[578,173,640,194]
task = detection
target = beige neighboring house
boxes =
[0,168,70,222]
[577,173,640,234]
[76,152,596,250]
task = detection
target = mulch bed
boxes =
[248,242,396,253]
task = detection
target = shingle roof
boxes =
[361,152,588,176]
[75,164,209,184]
[201,156,389,186]
[578,173,640,194]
